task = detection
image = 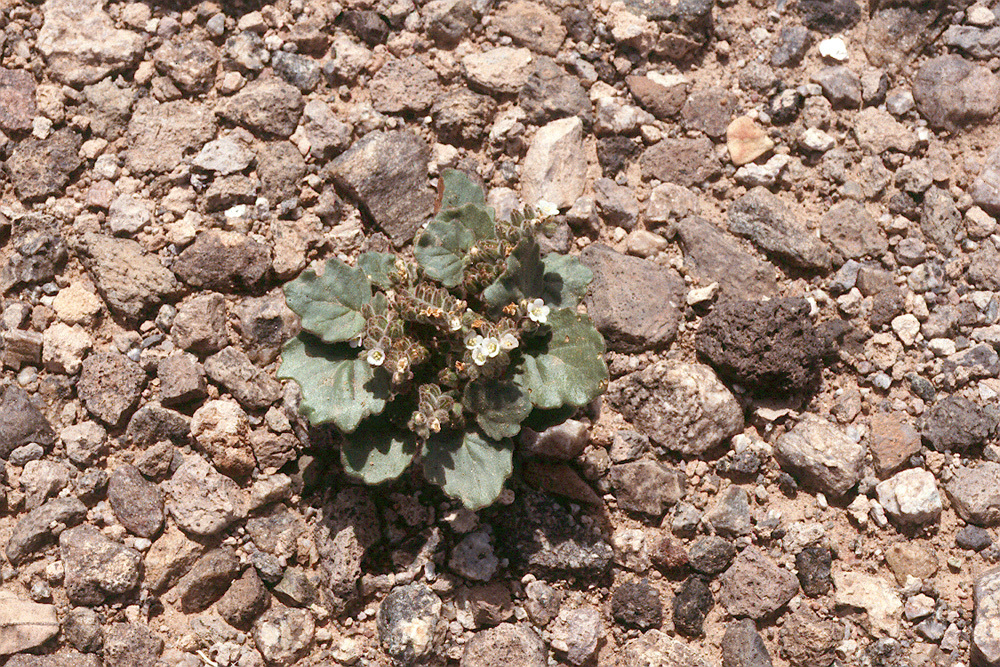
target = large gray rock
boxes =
[728,187,831,272]
[912,54,1000,131]
[722,619,773,667]
[102,623,164,667]
[774,415,865,497]
[946,462,1000,526]
[519,56,591,126]
[314,487,381,613]
[74,233,183,323]
[162,454,249,537]
[125,99,217,174]
[204,347,282,411]
[6,497,87,565]
[819,200,888,260]
[718,546,799,619]
[37,0,147,86]
[327,130,435,246]
[676,216,779,299]
[60,525,142,605]
[580,243,685,353]
[640,136,721,187]
[217,75,304,138]
[369,56,441,113]
[520,116,587,210]
[606,360,743,456]
[608,460,685,516]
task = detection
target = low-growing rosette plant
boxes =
[278,170,608,509]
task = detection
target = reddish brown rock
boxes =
[868,412,921,478]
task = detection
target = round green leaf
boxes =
[422,430,513,511]
[463,378,532,440]
[357,252,397,289]
[283,258,371,343]
[341,422,417,484]
[439,169,486,210]
[516,309,608,410]
[277,334,390,433]
[541,253,593,308]
[413,219,474,288]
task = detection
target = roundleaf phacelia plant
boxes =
[278,170,608,509]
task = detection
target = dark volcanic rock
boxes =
[580,243,685,353]
[920,395,997,452]
[696,297,825,397]
[0,385,56,458]
[688,535,736,575]
[217,567,270,629]
[799,0,860,34]
[495,490,613,577]
[795,545,833,597]
[640,136,721,187]
[174,548,242,613]
[673,576,713,636]
[519,56,591,126]
[611,578,662,629]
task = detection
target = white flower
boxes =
[348,333,364,348]
[465,333,483,350]
[481,336,501,358]
[471,345,489,366]
[395,356,409,373]
[527,298,550,324]
[499,332,519,350]
[449,316,463,332]
[366,348,386,366]
[428,416,442,433]
[536,199,559,218]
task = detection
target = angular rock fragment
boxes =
[327,130,435,245]
[606,360,742,455]
[580,243,685,353]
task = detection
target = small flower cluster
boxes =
[465,331,519,366]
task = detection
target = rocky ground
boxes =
[4,0,1000,665]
